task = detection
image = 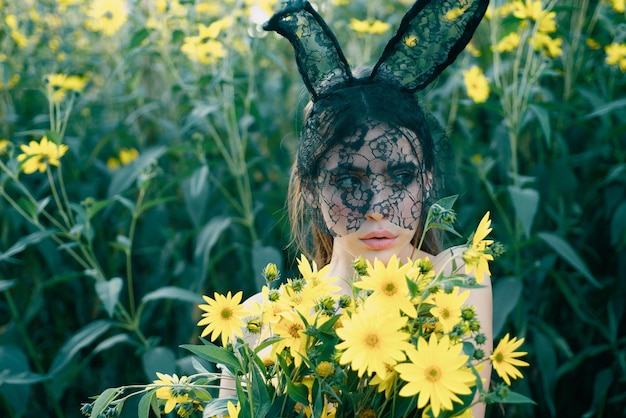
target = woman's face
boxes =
[313,122,430,259]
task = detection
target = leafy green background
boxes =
[1,0,624,417]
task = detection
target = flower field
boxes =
[0,0,625,417]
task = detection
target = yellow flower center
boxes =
[220,307,233,320]
[425,365,442,383]
[441,308,451,319]
[288,323,303,338]
[383,281,397,296]
[494,352,504,363]
[364,333,379,348]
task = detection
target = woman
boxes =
[220,0,492,416]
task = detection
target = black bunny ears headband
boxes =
[263,0,490,100]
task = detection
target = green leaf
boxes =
[492,389,537,404]
[0,279,16,292]
[137,390,158,418]
[582,97,626,119]
[95,277,123,317]
[0,230,56,262]
[528,103,552,147]
[129,28,151,49]
[250,359,272,417]
[140,286,204,305]
[195,216,232,282]
[610,201,626,249]
[90,387,120,418]
[180,344,241,372]
[0,345,38,416]
[538,232,602,288]
[492,276,523,337]
[434,195,458,210]
[182,164,212,228]
[48,320,113,376]
[107,146,167,197]
[508,186,539,239]
[142,346,177,379]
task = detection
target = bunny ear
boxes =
[370,0,489,92]
[263,0,353,101]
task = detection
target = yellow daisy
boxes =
[462,66,490,103]
[396,335,475,417]
[297,254,341,297]
[335,301,412,378]
[429,288,470,333]
[491,333,529,385]
[86,0,128,37]
[17,136,69,174]
[197,291,248,346]
[353,255,417,318]
[271,309,313,367]
[463,212,494,282]
[150,372,192,414]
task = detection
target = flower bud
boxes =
[353,256,368,276]
[263,263,279,284]
[315,361,335,378]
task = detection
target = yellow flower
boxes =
[150,372,193,414]
[396,335,475,417]
[463,212,494,282]
[226,400,240,418]
[496,32,521,53]
[297,254,340,298]
[605,43,626,72]
[490,333,529,385]
[368,365,397,398]
[586,38,601,50]
[63,75,88,93]
[354,255,417,317]
[609,0,625,13]
[531,32,563,58]
[512,0,542,21]
[462,66,490,103]
[197,291,248,346]
[335,301,412,377]
[348,18,390,35]
[181,28,228,65]
[17,136,69,174]
[271,309,312,367]
[0,139,9,155]
[428,288,470,333]
[86,0,128,36]
[119,147,139,164]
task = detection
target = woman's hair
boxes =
[287,80,445,266]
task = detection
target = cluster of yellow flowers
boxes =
[168,213,529,418]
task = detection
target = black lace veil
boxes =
[264,0,489,239]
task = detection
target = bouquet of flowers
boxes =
[83,197,532,418]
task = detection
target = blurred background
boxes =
[0,0,624,416]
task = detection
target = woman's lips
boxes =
[360,231,397,250]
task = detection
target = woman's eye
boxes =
[335,174,361,190]
[392,169,415,185]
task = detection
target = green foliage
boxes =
[0,0,624,417]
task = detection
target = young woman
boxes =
[218,0,492,416]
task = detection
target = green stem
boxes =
[125,186,146,318]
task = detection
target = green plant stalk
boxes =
[125,185,147,318]
[2,288,66,418]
